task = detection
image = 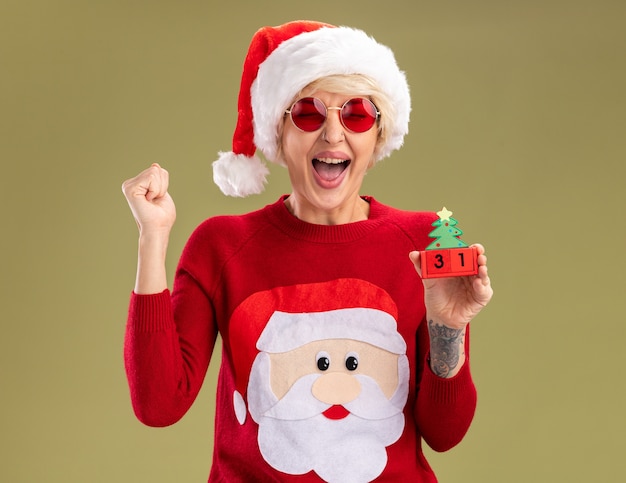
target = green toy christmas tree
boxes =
[426,207,469,250]
[420,206,478,278]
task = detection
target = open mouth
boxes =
[312,157,350,182]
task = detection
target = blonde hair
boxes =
[276,74,395,165]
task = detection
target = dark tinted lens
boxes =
[341,98,378,133]
[290,97,326,131]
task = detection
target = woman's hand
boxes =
[409,244,493,330]
[410,244,493,378]
[122,163,176,294]
[122,163,176,237]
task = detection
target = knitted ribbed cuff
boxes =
[127,289,175,333]
[420,359,476,406]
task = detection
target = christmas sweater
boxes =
[125,196,477,483]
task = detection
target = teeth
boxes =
[316,157,347,164]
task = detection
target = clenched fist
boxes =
[122,163,176,237]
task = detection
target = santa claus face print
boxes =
[268,339,401,408]
[243,308,410,483]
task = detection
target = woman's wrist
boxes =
[134,232,170,294]
[427,319,467,378]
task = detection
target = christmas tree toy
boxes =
[420,207,479,279]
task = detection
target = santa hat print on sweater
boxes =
[213,20,411,197]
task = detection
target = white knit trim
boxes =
[257,308,407,354]
[251,26,410,163]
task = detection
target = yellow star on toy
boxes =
[437,207,453,221]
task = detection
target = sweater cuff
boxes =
[127,289,175,333]
[420,359,475,406]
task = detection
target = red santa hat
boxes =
[213,20,411,197]
[226,278,404,424]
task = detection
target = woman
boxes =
[122,21,493,482]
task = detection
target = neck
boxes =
[284,195,370,225]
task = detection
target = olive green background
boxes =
[1,0,624,481]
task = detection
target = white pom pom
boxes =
[212,151,270,197]
[233,390,247,425]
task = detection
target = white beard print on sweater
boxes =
[237,307,410,483]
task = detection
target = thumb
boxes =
[409,251,422,278]
[143,163,168,202]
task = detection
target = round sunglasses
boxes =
[285,97,380,134]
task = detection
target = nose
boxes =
[311,372,361,405]
[321,107,345,144]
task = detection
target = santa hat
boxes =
[226,278,404,424]
[213,20,411,197]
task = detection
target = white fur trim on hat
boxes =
[213,151,269,197]
[257,308,407,354]
[252,26,411,163]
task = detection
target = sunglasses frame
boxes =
[285,97,380,134]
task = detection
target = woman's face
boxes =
[281,90,379,224]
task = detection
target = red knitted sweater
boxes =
[125,196,477,482]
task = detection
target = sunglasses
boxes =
[285,97,380,133]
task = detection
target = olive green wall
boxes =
[1,0,624,481]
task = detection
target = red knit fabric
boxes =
[125,196,477,482]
